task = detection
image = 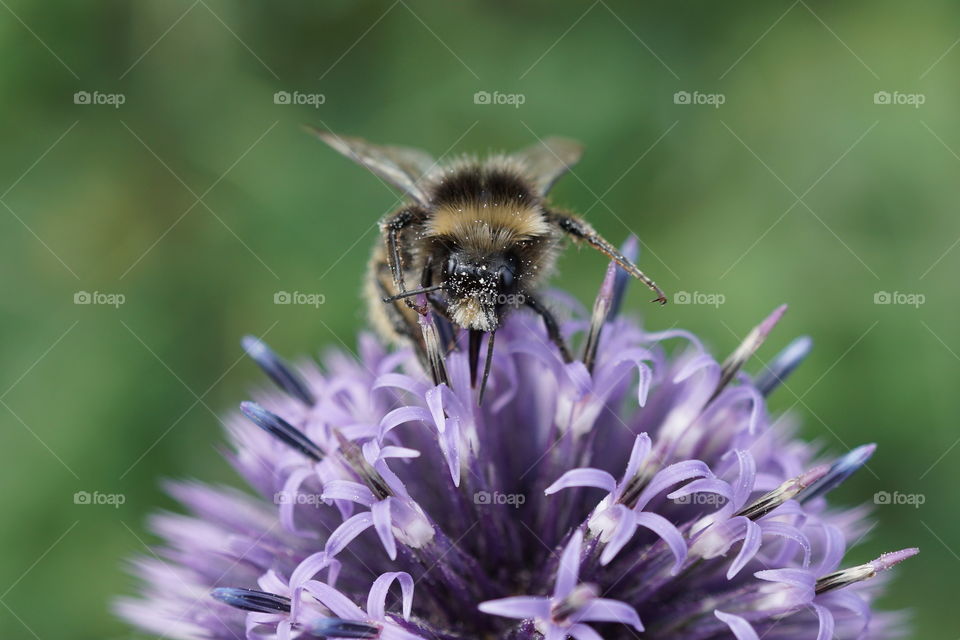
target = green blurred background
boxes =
[1,1,956,637]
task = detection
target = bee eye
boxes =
[446,256,458,276]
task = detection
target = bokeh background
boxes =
[1,1,957,637]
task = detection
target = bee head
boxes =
[443,252,519,331]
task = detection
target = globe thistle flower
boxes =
[116,242,916,639]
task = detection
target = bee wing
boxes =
[307,128,436,205]
[511,136,583,196]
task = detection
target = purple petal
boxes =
[372,372,429,397]
[279,467,319,537]
[598,505,639,565]
[545,468,617,495]
[754,568,816,592]
[301,580,367,619]
[761,520,812,567]
[714,610,760,640]
[380,406,433,438]
[367,571,414,621]
[622,433,652,485]
[573,598,644,631]
[478,596,551,620]
[568,623,604,640]
[731,449,757,509]
[814,523,847,574]
[555,529,584,599]
[634,460,711,511]
[322,480,376,507]
[379,446,420,459]
[727,518,762,579]
[813,603,835,640]
[325,512,374,558]
[372,498,397,560]
[634,512,688,574]
[820,591,871,637]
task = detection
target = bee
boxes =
[310,130,666,398]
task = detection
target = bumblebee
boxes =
[311,130,666,395]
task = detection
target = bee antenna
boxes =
[381,283,445,303]
[478,330,496,405]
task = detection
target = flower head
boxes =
[117,240,915,639]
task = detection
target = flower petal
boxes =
[813,603,835,640]
[545,468,617,495]
[367,571,414,620]
[568,623,604,640]
[478,596,551,620]
[555,529,584,598]
[727,518,762,578]
[634,511,688,574]
[300,580,366,619]
[279,467,319,537]
[573,598,643,631]
[325,512,374,558]
[371,498,397,560]
[622,433,652,485]
[634,460,712,511]
[380,406,433,438]
[714,610,760,640]
[321,480,376,507]
[598,505,639,565]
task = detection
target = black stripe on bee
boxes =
[430,166,534,207]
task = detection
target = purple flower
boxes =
[116,242,916,639]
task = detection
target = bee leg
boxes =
[546,210,668,305]
[428,293,457,353]
[478,330,496,405]
[374,265,431,367]
[468,330,483,387]
[524,294,573,363]
[382,207,428,314]
[418,255,455,352]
